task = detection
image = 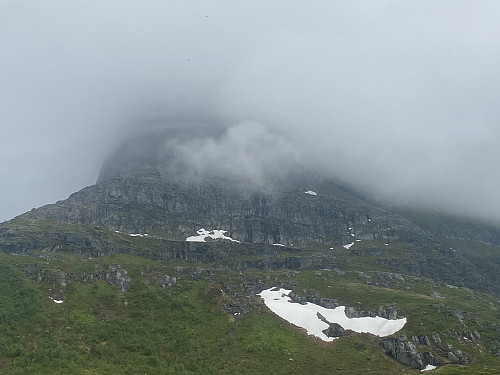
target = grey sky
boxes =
[1,1,500,222]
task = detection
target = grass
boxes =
[1,235,500,374]
[0,253,415,374]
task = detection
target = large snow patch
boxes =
[258,288,406,342]
[186,228,240,243]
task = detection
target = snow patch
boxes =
[49,296,63,304]
[273,243,286,247]
[304,190,317,196]
[186,228,240,243]
[343,243,354,249]
[421,364,437,372]
[258,288,406,342]
[115,231,149,238]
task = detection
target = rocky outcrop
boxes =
[24,264,67,287]
[157,274,176,289]
[447,349,470,364]
[25,263,131,293]
[454,330,481,345]
[380,333,447,370]
[98,265,131,293]
[381,332,473,370]
[315,311,347,338]
[308,297,339,310]
[0,222,125,256]
[381,334,425,370]
[224,304,244,315]
[345,305,401,320]
[322,322,345,338]
[288,293,340,309]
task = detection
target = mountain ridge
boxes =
[1,164,500,373]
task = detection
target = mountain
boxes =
[1,163,500,374]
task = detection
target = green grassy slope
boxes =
[1,250,500,374]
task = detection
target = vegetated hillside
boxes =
[1,165,500,374]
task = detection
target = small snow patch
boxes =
[130,233,148,237]
[355,239,362,242]
[273,243,286,247]
[343,243,354,250]
[305,190,317,196]
[421,364,437,372]
[186,228,240,243]
[49,297,63,304]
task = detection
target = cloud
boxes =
[1,1,500,222]
[169,121,302,183]
[98,120,302,186]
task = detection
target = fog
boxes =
[1,1,500,222]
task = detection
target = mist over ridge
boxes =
[97,114,500,224]
[1,1,500,222]
[97,120,305,187]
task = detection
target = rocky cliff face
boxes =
[381,333,446,370]
[1,165,500,295]
[21,166,430,246]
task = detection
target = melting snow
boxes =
[343,243,354,249]
[305,190,317,196]
[115,231,149,238]
[49,296,63,304]
[258,288,406,342]
[421,364,437,372]
[186,228,240,243]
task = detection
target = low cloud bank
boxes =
[2,1,500,222]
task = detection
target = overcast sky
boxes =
[1,1,500,223]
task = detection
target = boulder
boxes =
[323,323,345,338]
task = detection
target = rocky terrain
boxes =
[4,164,499,296]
